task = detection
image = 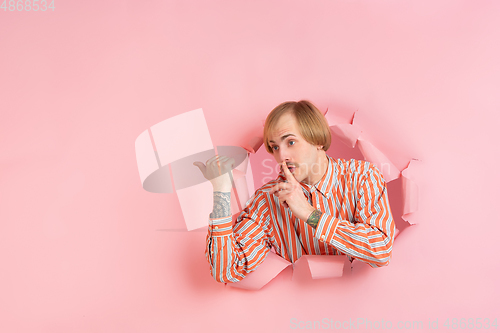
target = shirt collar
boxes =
[277,155,338,198]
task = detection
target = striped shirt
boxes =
[206,155,395,283]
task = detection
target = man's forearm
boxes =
[305,209,323,229]
[210,191,231,219]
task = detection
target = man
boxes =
[194,100,395,283]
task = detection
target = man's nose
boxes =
[278,148,290,163]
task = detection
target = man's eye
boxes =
[272,146,279,151]
[289,140,295,146]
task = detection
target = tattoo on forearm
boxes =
[210,191,231,218]
[306,209,322,229]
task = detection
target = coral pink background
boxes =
[1,1,499,332]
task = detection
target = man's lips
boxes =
[282,164,296,173]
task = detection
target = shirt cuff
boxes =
[314,212,340,245]
[208,215,233,237]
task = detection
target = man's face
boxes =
[268,112,323,184]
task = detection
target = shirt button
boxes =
[321,235,325,240]
[326,193,330,198]
[316,204,320,209]
[214,226,219,230]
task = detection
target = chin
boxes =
[293,172,303,182]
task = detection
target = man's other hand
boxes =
[270,161,315,222]
[193,155,234,192]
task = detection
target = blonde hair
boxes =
[263,100,331,154]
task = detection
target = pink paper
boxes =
[293,255,346,281]
[232,152,256,205]
[135,130,174,193]
[135,130,160,185]
[242,136,264,154]
[324,109,362,148]
[356,136,400,182]
[401,159,419,224]
[323,107,348,126]
[232,170,250,209]
[3,0,499,328]
[150,108,213,166]
[330,123,362,148]
[304,255,346,279]
[394,228,400,240]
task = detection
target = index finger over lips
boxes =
[282,161,297,183]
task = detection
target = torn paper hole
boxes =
[137,105,421,289]
[230,251,291,290]
[324,108,362,148]
[229,253,347,290]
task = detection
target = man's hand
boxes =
[270,161,316,222]
[193,155,235,192]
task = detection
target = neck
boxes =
[303,152,328,186]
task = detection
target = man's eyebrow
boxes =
[269,133,295,143]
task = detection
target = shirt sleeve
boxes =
[205,190,272,283]
[314,164,395,267]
